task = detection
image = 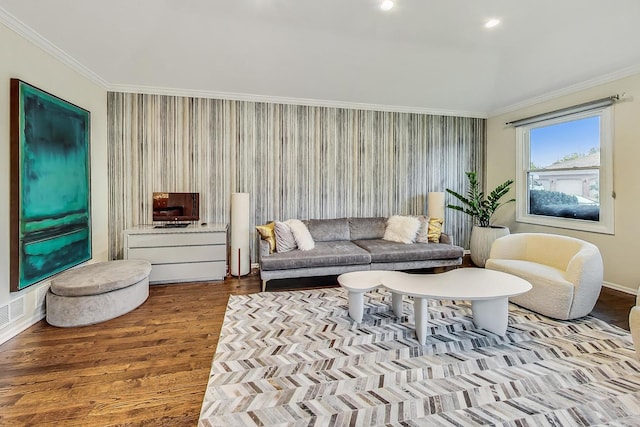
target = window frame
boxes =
[515,106,614,234]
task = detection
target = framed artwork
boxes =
[10,79,92,292]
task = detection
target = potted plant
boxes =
[446,171,515,267]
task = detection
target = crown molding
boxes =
[7,3,636,120]
[0,4,483,120]
[108,83,488,118]
[488,63,640,117]
[0,6,109,88]
[0,6,484,118]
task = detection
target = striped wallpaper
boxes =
[107,93,485,262]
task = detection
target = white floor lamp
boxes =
[427,191,445,219]
[230,192,250,277]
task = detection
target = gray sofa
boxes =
[258,217,464,291]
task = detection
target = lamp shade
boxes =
[427,192,445,218]
[230,192,250,276]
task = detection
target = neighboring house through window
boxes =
[514,99,614,234]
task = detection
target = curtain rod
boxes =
[505,94,620,127]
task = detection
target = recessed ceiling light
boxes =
[484,18,501,28]
[380,0,394,11]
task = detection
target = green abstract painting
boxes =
[10,79,91,292]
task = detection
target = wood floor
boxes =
[0,269,635,426]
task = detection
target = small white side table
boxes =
[337,270,405,322]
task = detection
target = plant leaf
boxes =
[445,172,515,227]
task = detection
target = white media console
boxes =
[124,224,228,284]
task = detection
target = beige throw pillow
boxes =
[383,215,421,244]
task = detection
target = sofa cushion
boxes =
[260,241,371,271]
[304,218,350,241]
[353,239,463,263]
[349,217,387,240]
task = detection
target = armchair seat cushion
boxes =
[485,259,574,319]
[485,259,570,287]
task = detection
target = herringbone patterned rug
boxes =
[199,288,640,426]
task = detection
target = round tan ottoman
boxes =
[46,259,152,327]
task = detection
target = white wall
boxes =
[487,73,640,293]
[0,22,108,344]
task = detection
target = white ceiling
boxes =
[1,0,640,117]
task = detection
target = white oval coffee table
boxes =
[381,268,531,344]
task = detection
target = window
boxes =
[515,106,614,234]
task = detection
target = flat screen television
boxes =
[152,192,199,226]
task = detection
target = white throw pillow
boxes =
[286,219,315,251]
[383,215,421,244]
[274,221,297,253]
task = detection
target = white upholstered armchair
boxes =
[485,233,603,320]
[630,290,640,359]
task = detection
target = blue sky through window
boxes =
[530,116,600,168]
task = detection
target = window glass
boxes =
[529,116,600,221]
[516,108,613,234]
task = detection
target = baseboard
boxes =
[0,311,45,346]
[602,281,637,295]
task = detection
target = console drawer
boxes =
[149,261,226,283]
[127,232,225,248]
[128,244,225,264]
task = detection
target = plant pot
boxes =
[470,225,510,267]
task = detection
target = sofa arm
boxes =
[630,306,640,360]
[565,245,603,318]
[258,239,271,262]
